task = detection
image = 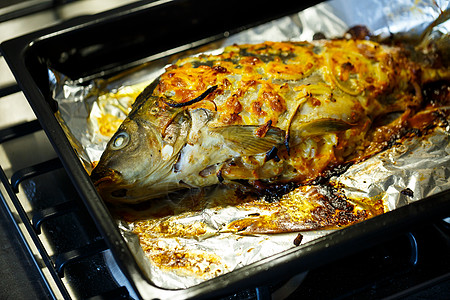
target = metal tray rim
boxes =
[2,1,450,299]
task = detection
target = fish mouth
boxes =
[92,175,116,187]
[90,165,191,203]
[90,167,128,200]
[91,167,121,186]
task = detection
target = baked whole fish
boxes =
[90,38,450,203]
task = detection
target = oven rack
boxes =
[0,84,132,299]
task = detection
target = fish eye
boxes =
[111,132,130,150]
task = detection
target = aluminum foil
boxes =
[49,0,450,290]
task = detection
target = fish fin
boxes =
[212,125,285,156]
[150,110,191,176]
[293,118,356,137]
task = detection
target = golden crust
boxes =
[149,39,428,186]
[155,40,410,127]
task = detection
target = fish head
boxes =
[91,97,191,203]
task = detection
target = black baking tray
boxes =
[2,0,450,299]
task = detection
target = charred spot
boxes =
[284,135,291,156]
[229,161,237,167]
[310,175,329,185]
[338,62,355,81]
[423,80,450,107]
[212,65,228,73]
[405,127,422,138]
[314,162,354,184]
[344,25,371,40]
[237,225,249,232]
[330,92,336,102]
[247,213,260,217]
[111,188,127,198]
[320,184,352,211]
[366,85,376,92]
[313,32,326,40]
[239,45,296,63]
[293,233,304,246]
[381,128,408,149]
[401,188,414,197]
[258,181,299,203]
[431,110,450,129]
[265,146,280,163]
[341,61,354,72]
[217,170,225,183]
[307,183,371,227]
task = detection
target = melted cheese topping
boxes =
[155,40,401,128]
[152,40,417,183]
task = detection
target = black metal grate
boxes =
[0,165,71,298]
[0,62,131,300]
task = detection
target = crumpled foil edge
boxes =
[48,0,450,290]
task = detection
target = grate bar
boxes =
[11,157,63,193]
[0,0,73,23]
[0,83,21,98]
[0,119,42,144]
[32,201,78,234]
[53,239,108,277]
[0,164,71,299]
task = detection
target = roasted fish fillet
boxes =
[90,39,450,203]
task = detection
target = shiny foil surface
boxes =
[49,0,450,289]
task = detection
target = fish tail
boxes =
[413,9,450,84]
[416,9,450,62]
[416,9,449,43]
